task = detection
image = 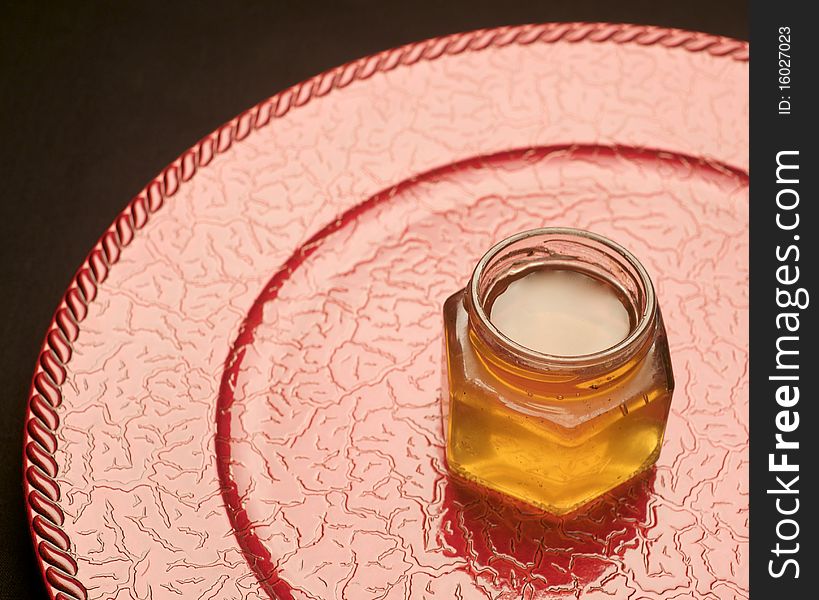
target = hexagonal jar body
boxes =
[442,228,674,515]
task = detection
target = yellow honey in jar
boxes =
[442,228,674,515]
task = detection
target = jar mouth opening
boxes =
[466,227,657,371]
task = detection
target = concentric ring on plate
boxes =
[217,144,747,598]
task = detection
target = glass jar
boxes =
[442,228,674,515]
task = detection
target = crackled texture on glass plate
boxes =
[23,25,748,600]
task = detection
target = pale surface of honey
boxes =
[490,269,631,356]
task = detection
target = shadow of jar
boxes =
[438,467,656,594]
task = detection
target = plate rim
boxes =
[21,22,748,600]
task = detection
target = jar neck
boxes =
[465,228,658,382]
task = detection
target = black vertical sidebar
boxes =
[750,1,815,597]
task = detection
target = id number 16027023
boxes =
[778,27,792,115]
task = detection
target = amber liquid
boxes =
[443,279,673,514]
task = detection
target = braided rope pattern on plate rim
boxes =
[21,22,748,600]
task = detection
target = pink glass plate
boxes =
[23,24,749,600]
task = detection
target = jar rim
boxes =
[466,227,657,372]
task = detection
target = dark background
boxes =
[1,2,746,598]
